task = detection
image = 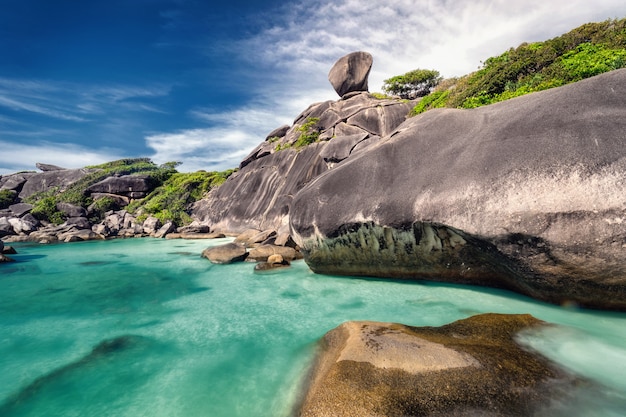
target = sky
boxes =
[1,0,625,174]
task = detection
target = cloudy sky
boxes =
[1,0,625,174]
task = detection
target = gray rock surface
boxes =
[86,175,154,198]
[328,51,373,97]
[8,203,33,217]
[57,202,87,218]
[154,221,176,238]
[290,69,626,310]
[36,162,66,172]
[192,92,412,233]
[0,172,36,192]
[19,168,94,200]
[298,314,581,417]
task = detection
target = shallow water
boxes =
[1,238,625,416]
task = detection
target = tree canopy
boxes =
[382,69,442,99]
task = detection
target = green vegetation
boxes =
[31,196,65,224]
[127,169,235,226]
[370,92,393,99]
[25,158,181,224]
[0,189,16,209]
[407,18,626,115]
[382,69,442,99]
[294,117,321,148]
[275,117,321,151]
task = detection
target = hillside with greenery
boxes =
[405,18,626,115]
[25,158,234,226]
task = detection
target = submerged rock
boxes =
[290,69,626,310]
[298,314,581,417]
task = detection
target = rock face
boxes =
[290,69,626,310]
[193,92,413,233]
[18,168,93,200]
[328,51,373,97]
[86,175,154,199]
[298,314,579,417]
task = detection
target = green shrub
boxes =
[31,196,64,224]
[294,117,320,149]
[0,189,16,209]
[89,196,119,221]
[128,169,234,226]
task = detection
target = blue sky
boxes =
[1,0,625,174]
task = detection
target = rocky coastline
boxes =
[3,48,626,416]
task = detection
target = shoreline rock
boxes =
[290,69,626,311]
[297,314,582,417]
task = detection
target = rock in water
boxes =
[298,314,581,417]
[328,51,373,97]
[201,243,248,264]
[290,69,626,310]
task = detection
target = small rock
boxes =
[154,221,176,238]
[247,244,297,262]
[0,253,14,263]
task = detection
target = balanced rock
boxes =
[36,162,66,172]
[328,51,373,98]
[298,314,580,417]
[290,69,626,310]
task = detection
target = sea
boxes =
[1,237,625,416]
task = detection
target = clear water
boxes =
[1,238,625,416]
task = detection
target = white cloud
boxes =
[0,141,124,175]
[145,90,331,172]
[242,0,626,91]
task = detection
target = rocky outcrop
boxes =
[328,51,373,97]
[290,69,626,310]
[86,175,154,199]
[35,162,66,172]
[0,172,36,193]
[298,314,580,417]
[19,168,94,200]
[193,92,413,233]
[193,51,413,234]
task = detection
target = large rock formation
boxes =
[298,314,581,417]
[193,92,413,233]
[290,69,626,310]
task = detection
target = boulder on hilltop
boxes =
[327,51,373,97]
[289,68,626,310]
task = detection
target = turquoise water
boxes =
[1,238,625,416]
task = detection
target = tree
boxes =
[382,69,442,99]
